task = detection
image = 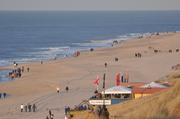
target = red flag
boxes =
[93,75,100,85]
[116,73,120,86]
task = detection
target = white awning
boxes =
[141,82,167,88]
[102,86,132,94]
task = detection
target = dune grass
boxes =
[71,71,180,119]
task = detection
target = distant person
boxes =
[169,49,172,53]
[65,86,69,92]
[135,53,138,57]
[20,104,24,112]
[94,90,98,94]
[13,61,18,67]
[104,62,107,68]
[41,61,43,64]
[0,93,1,99]
[138,53,142,58]
[115,57,118,62]
[64,106,68,115]
[46,116,49,119]
[90,48,94,52]
[154,49,158,53]
[22,66,24,72]
[176,49,179,52]
[121,75,124,83]
[32,104,36,112]
[49,110,52,117]
[56,87,60,93]
[27,67,30,72]
[3,93,6,98]
[28,104,32,112]
[24,105,28,112]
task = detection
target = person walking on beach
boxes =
[49,110,52,117]
[28,104,32,112]
[20,104,24,112]
[0,93,1,99]
[64,106,68,115]
[65,86,69,92]
[27,67,30,72]
[56,87,60,93]
[104,62,107,68]
[24,105,27,112]
[22,66,24,72]
[121,75,124,83]
[32,104,36,112]
[3,93,6,98]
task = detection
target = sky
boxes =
[0,0,180,11]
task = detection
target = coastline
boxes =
[0,31,165,69]
[0,31,174,69]
[0,31,180,119]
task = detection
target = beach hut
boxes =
[89,86,132,105]
[102,86,132,104]
[141,82,168,88]
[132,88,168,99]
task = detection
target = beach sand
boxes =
[0,32,180,119]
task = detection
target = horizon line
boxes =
[0,9,180,12]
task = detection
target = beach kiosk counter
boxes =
[89,86,132,105]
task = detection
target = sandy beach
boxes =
[0,32,180,119]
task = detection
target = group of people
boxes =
[0,93,7,99]
[172,64,180,70]
[46,110,54,119]
[134,53,142,58]
[20,103,37,112]
[169,48,179,53]
[8,65,30,79]
[64,106,71,115]
[73,51,80,57]
[120,74,129,83]
[74,105,88,111]
[153,48,180,54]
[56,86,69,93]
[9,67,22,79]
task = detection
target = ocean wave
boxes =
[37,46,70,51]
[0,60,12,67]
[72,42,110,47]
[0,32,153,67]
[33,46,71,54]
[73,33,150,48]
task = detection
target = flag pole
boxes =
[96,84,99,91]
[103,73,106,107]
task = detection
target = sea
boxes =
[1,11,180,81]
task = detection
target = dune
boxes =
[71,71,180,119]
